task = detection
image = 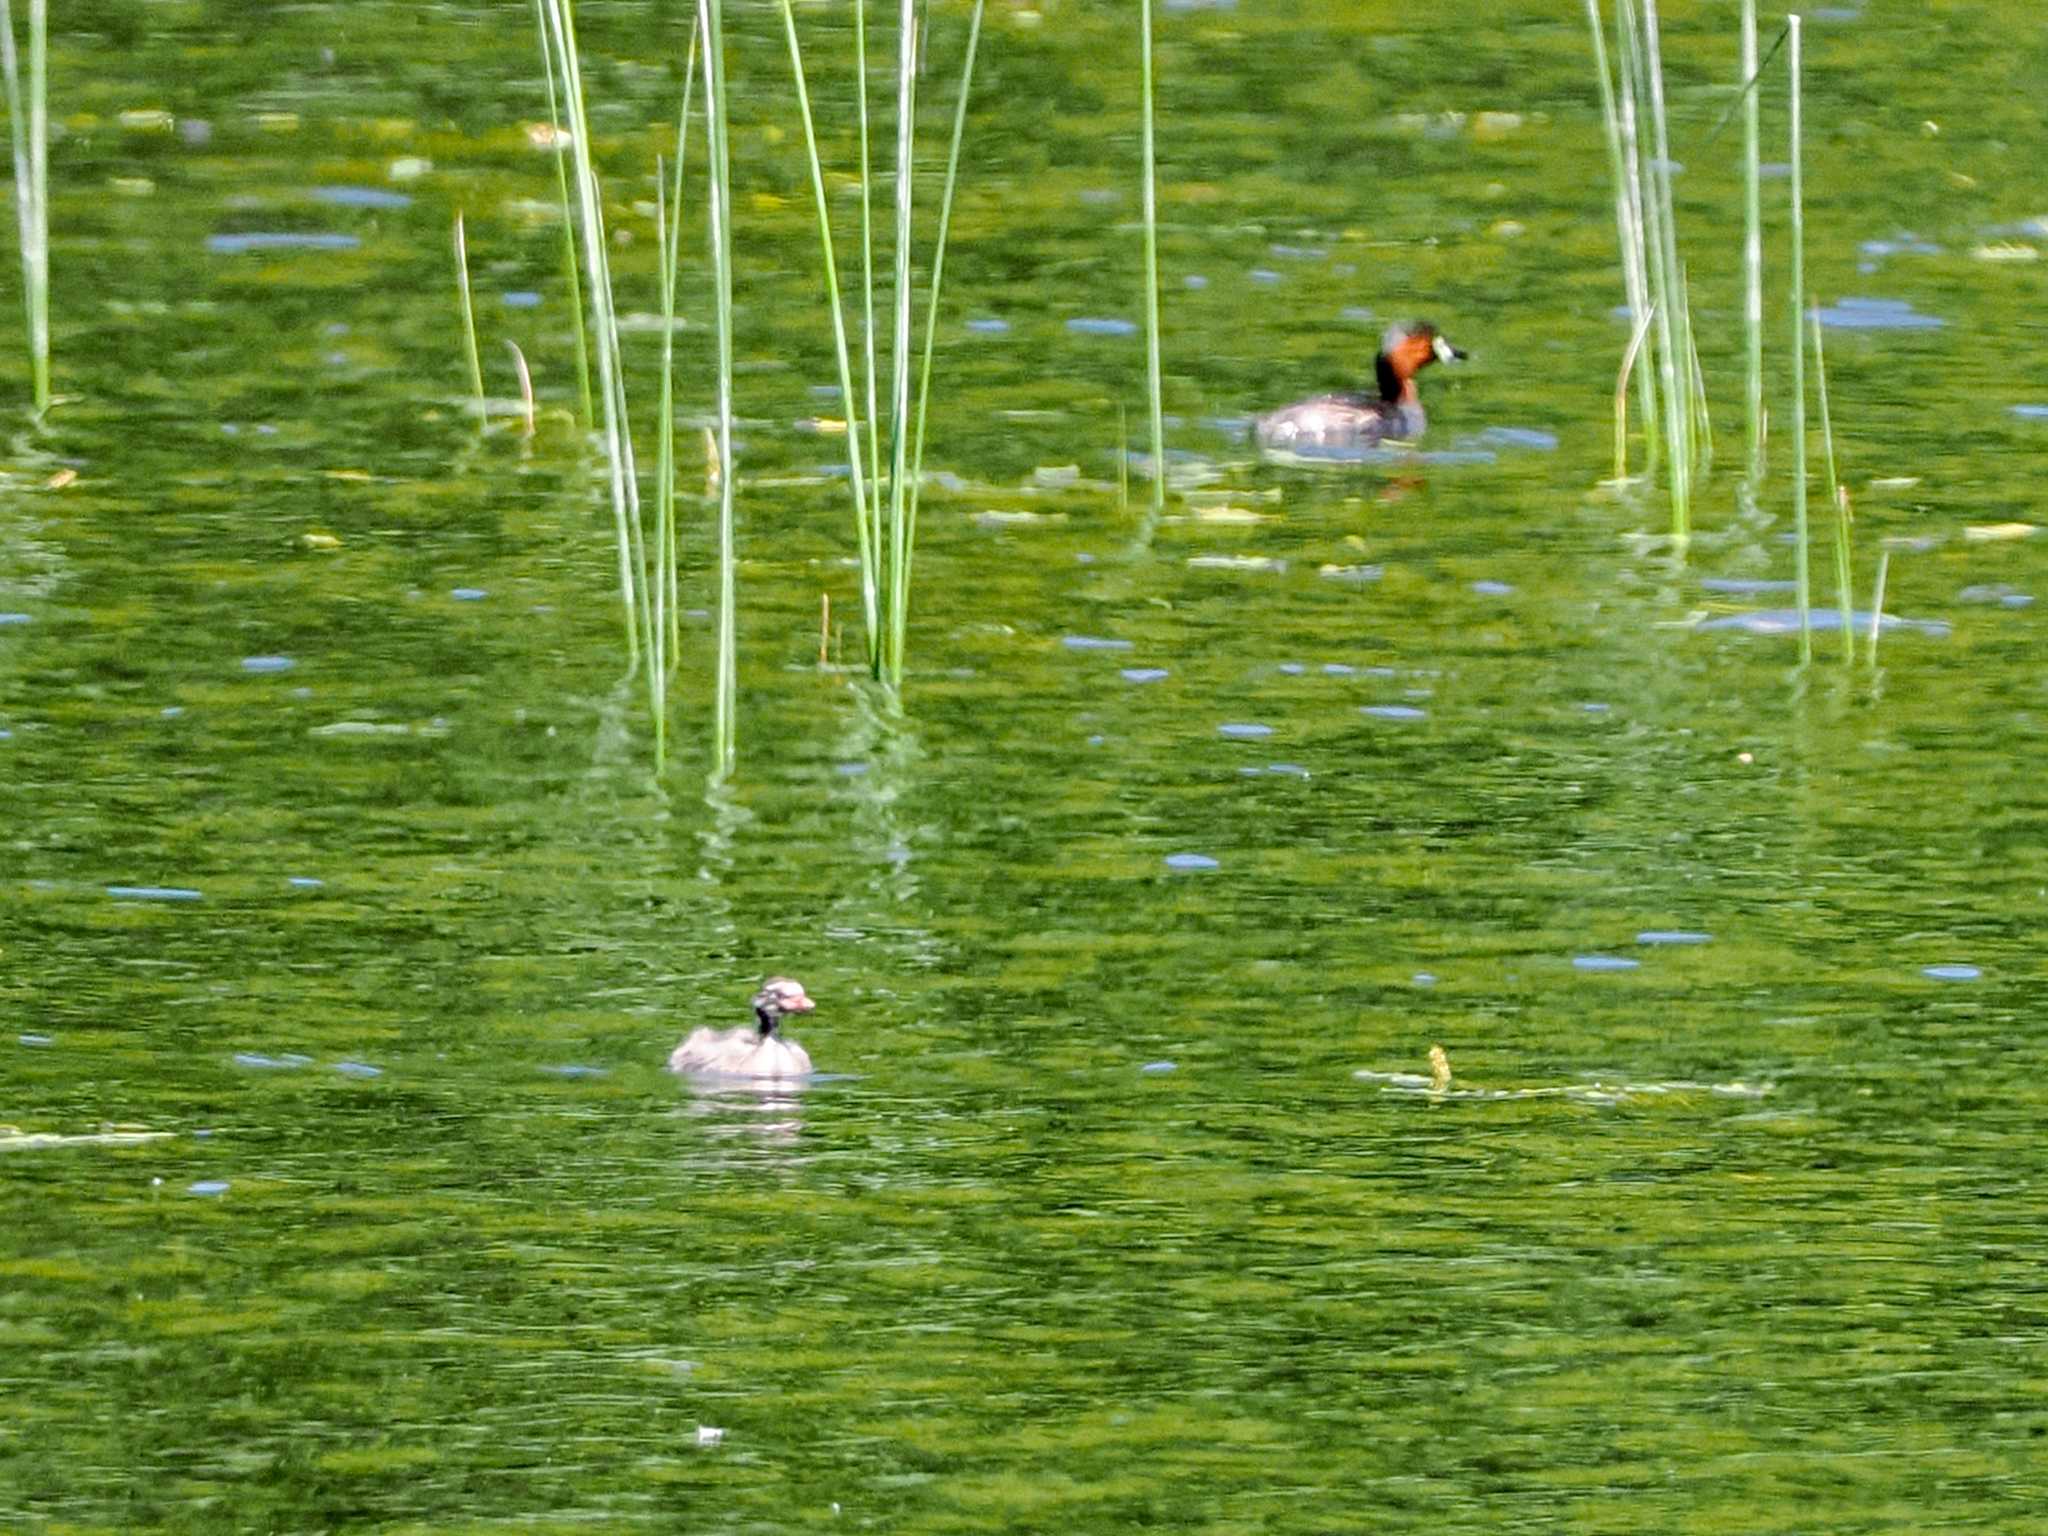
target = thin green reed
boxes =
[0,0,49,414]
[541,0,657,736]
[533,0,593,427]
[1139,0,1165,517]
[1612,302,1656,482]
[1741,0,1764,481]
[903,0,987,623]
[1810,306,1851,661]
[855,0,884,570]
[1632,0,1694,535]
[882,0,918,688]
[701,0,738,776]
[652,166,673,768]
[658,16,700,676]
[1787,15,1809,663]
[779,0,880,661]
[453,213,486,426]
[1866,546,1889,665]
[1585,0,1657,480]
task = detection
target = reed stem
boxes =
[1741,0,1763,482]
[662,14,700,675]
[540,0,647,675]
[779,0,879,665]
[1586,0,1657,481]
[1788,13,1810,664]
[882,0,918,689]
[0,0,49,414]
[701,0,738,776]
[1811,305,1851,661]
[453,212,486,426]
[1139,0,1166,517]
[1613,301,1656,482]
[533,0,593,427]
[855,0,884,591]
[1635,0,1692,536]
[904,0,986,615]
[1866,546,1889,665]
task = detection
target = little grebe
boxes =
[669,977,816,1079]
[1255,320,1466,455]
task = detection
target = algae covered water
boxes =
[5,2,2047,1529]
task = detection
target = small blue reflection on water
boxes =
[1266,763,1310,778]
[1219,722,1273,738]
[188,1181,231,1197]
[835,762,871,777]
[1637,930,1711,945]
[541,1064,609,1079]
[334,1061,383,1078]
[1361,705,1426,721]
[1122,667,1169,683]
[1277,662,1306,675]
[287,877,324,890]
[1063,635,1133,651]
[1322,663,1356,676]
[241,655,295,673]
[1184,274,1209,290]
[1249,268,1282,285]
[1066,317,1138,338]
[1699,609,1950,637]
[1412,972,1437,986]
[1816,297,1944,330]
[108,885,202,901]
[501,291,541,308]
[1165,853,1219,871]
[1140,1060,1179,1073]
[1470,580,1514,596]
[2010,404,2048,421]
[1922,964,1981,981]
[0,611,30,624]
[965,317,1010,335]
[19,1033,53,1046]
[452,587,488,601]
[207,232,361,254]
[312,186,412,209]
[1474,426,1559,452]
[235,1052,314,1069]
[1573,954,1640,972]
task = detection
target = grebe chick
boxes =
[1255,320,1465,455]
[668,977,816,1079]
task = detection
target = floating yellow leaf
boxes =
[1964,523,2039,543]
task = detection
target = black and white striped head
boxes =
[752,977,816,1034]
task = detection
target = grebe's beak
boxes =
[1433,334,1467,365]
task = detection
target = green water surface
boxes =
[5,1,2047,1530]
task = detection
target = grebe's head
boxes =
[752,976,816,1034]
[1374,321,1465,401]
[1382,321,1466,374]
